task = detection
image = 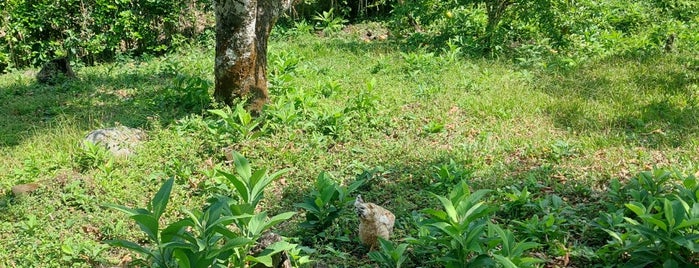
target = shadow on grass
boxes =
[541,54,699,148]
[0,69,212,146]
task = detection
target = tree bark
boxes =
[214,0,294,113]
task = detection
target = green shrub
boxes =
[295,172,364,238]
[598,170,699,267]
[1,0,213,69]
[410,180,543,267]
[104,152,305,267]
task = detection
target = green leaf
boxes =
[261,212,296,232]
[102,203,140,216]
[220,170,249,204]
[422,208,448,221]
[172,250,192,268]
[131,214,160,242]
[434,194,458,223]
[295,201,320,214]
[151,177,174,219]
[219,237,253,252]
[677,218,699,229]
[626,202,646,217]
[641,215,668,232]
[104,239,153,258]
[492,254,518,268]
[232,151,252,179]
[601,228,624,244]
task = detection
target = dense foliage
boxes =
[0,0,213,71]
[391,0,699,63]
[4,0,697,72]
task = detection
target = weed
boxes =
[430,159,472,193]
[104,152,303,267]
[368,238,410,268]
[599,170,699,267]
[295,172,364,239]
[75,141,110,172]
[313,8,348,34]
[423,121,445,134]
[208,103,266,142]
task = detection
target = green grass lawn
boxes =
[1,28,698,267]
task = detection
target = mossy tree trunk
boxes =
[214,0,295,113]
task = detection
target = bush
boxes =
[104,152,308,267]
[0,0,214,70]
[388,0,699,62]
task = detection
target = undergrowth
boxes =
[1,25,698,267]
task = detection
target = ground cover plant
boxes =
[1,17,699,268]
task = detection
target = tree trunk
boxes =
[214,0,294,113]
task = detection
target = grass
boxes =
[1,26,698,267]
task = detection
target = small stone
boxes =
[12,183,40,196]
[84,126,146,157]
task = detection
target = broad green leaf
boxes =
[295,202,321,214]
[262,212,296,231]
[463,201,488,223]
[663,259,679,268]
[151,177,174,219]
[492,254,517,268]
[670,198,688,231]
[434,195,458,223]
[131,214,159,242]
[208,109,229,120]
[219,237,253,252]
[422,208,448,221]
[220,170,249,204]
[624,217,641,225]
[104,239,153,258]
[641,215,668,232]
[102,203,140,216]
[172,249,192,268]
[246,255,273,267]
[232,151,252,179]
[664,199,675,229]
[430,222,463,242]
[161,218,193,243]
[249,168,269,205]
[519,257,546,265]
[677,218,699,229]
[602,228,624,245]
[684,177,697,190]
[626,202,646,217]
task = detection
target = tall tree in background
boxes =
[214,0,295,113]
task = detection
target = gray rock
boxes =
[84,126,146,157]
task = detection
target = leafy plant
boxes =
[312,8,348,34]
[315,79,342,98]
[208,103,266,141]
[430,159,472,192]
[488,223,544,268]
[75,141,110,171]
[368,238,410,268]
[513,213,566,244]
[423,121,445,134]
[600,171,699,267]
[103,177,179,267]
[295,172,364,237]
[499,185,535,218]
[104,152,302,267]
[218,151,290,209]
[292,20,315,36]
[414,180,542,267]
[266,97,301,129]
